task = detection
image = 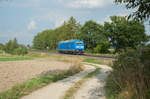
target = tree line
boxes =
[0,38,28,55]
[33,16,149,53]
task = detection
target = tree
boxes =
[104,16,149,52]
[3,40,14,53]
[13,38,19,49]
[3,38,28,55]
[80,20,107,51]
[0,43,4,50]
[33,16,81,50]
[115,0,150,22]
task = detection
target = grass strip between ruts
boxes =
[63,67,100,99]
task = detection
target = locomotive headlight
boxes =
[76,46,84,49]
[76,46,80,48]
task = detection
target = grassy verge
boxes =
[0,68,81,99]
[0,53,50,62]
[63,67,100,99]
[105,74,121,99]
[0,56,34,62]
[83,58,113,66]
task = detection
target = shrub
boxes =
[13,47,28,55]
[106,46,150,99]
[94,41,110,53]
[3,38,28,55]
[94,45,102,53]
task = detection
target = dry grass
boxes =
[0,53,83,99]
[0,53,83,93]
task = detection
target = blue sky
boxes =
[0,0,149,45]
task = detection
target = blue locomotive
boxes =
[58,40,85,54]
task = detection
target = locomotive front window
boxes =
[76,42,83,44]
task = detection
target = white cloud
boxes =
[68,0,103,8]
[98,16,111,25]
[65,0,113,8]
[55,16,69,28]
[27,20,36,30]
[117,13,129,17]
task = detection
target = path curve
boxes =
[73,62,112,99]
[21,64,95,99]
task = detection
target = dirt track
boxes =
[21,63,112,99]
[0,59,73,92]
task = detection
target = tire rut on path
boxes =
[73,63,112,99]
[21,64,95,99]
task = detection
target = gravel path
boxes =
[74,63,112,99]
[21,64,95,99]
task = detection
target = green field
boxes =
[0,56,34,62]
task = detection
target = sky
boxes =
[0,0,149,45]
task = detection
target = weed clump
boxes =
[105,46,150,99]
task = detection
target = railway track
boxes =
[30,51,116,60]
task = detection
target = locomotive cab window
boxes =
[76,42,83,44]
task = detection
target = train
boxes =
[58,40,85,54]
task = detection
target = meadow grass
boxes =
[63,67,100,99]
[0,56,34,62]
[0,68,81,99]
[83,58,113,66]
[0,52,50,62]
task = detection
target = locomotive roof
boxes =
[59,40,83,43]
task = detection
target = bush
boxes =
[94,41,110,53]
[106,46,150,99]
[13,47,28,55]
[3,38,28,55]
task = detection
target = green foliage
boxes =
[3,38,28,55]
[0,50,3,55]
[33,16,149,54]
[13,47,28,55]
[115,0,150,22]
[106,46,150,99]
[104,16,149,52]
[94,45,102,53]
[80,20,107,51]
[33,16,81,50]
[94,41,110,53]
[0,43,4,50]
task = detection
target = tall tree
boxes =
[115,0,150,22]
[80,20,107,50]
[33,16,81,50]
[104,16,149,52]
[13,38,19,49]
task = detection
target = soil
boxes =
[0,58,72,92]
